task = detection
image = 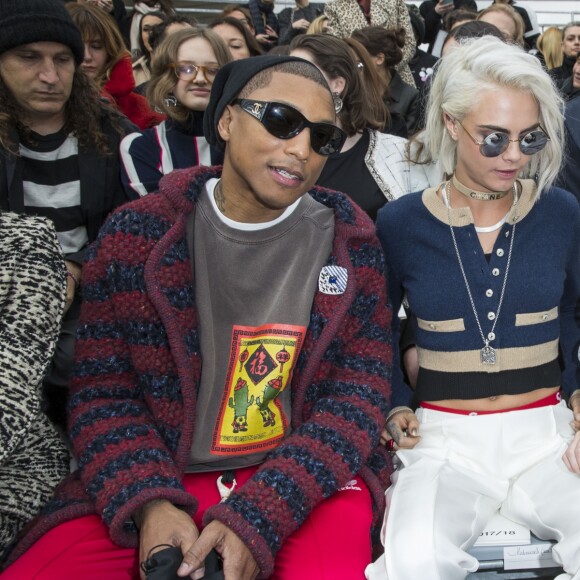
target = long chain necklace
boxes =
[444,180,517,365]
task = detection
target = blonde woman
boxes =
[306,14,330,35]
[368,36,580,580]
[476,3,525,46]
[538,26,564,70]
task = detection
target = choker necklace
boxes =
[442,182,518,234]
[452,174,511,201]
[444,180,516,365]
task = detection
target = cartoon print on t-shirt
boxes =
[212,323,306,455]
[256,374,283,427]
[228,378,254,433]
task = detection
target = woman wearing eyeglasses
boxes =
[120,28,231,197]
[366,36,580,580]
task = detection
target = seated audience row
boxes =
[0,2,578,578]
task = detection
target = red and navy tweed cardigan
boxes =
[8,165,393,577]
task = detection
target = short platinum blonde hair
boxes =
[423,36,564,196]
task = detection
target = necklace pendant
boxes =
[481,344,496,365]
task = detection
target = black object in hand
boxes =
[143,545,224,580]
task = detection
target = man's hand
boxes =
[138,500,200,580]
[64,260,81,314]
[177,520,259,580]
[381,409,421,451]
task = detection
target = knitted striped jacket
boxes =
[6,165,393,577]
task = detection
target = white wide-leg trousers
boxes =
[366,401,580,580]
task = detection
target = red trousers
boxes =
[1,467,372,580]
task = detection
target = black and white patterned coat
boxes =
[0,213,69,563]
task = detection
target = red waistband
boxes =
[419,391,562,416]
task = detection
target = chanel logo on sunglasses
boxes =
[250,102,264,118]
[233,99,346,156]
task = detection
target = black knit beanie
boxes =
[204,55,319,151]
[0,0,85,65]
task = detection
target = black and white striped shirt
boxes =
[20,130,88,256]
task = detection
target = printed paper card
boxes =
[473,513,531,547]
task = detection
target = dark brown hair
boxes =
[0,69,122,156]
[67,3,129,87]
[290,34,386,135]
[221,5,255,32]
[443,8,477,32]
[209,16,263,57]
[351,26,405,71]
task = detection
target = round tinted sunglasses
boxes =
[456,119,550,158]
[233,99,346,156]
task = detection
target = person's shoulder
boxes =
[565,95,580,118]
[541,185,580,213]
[1,211,54,232]
[95,190,177,247]
[120,123,166,162]
[378,190,424,223]
[373,130,408,148]
[534,185,580,237]
[0,212,58,249]
[99,102,139,136]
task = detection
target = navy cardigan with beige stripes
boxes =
[377,179,580,407]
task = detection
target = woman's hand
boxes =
[562,395,580,473]
[434,0,454,16]
[292,18,310,31]
[256,25,278,46]
[570,393,580,432]
[138,500,200,580]
[177,520,259,580]
[381,408,421,451]
[563,431,580,474]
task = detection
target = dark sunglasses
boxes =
[233,99,346,156]
[456,119,550,158]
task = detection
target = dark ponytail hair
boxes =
[290,34,386,135]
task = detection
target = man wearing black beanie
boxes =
[3,55,393,580]
[0,0,136,432]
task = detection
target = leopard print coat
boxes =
[0,213,69,564]
[325,0,416,86]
